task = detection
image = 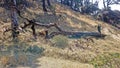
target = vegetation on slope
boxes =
[0,0,120,68]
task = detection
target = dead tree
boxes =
[3,1,106,40]
[42,0,51,12]
[10,0,19,39]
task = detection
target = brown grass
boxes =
[0,1,120,68]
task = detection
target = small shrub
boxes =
[26,45,44,54]
[52,35,68,49]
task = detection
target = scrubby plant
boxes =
[25,45,44,54]
[52,35,69,49]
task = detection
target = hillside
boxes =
[0,1,120,68]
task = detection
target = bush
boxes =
[25,45,44,54]
[52,35,68,49]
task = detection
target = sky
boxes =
[57,0,120,11]
[98,0,120,11]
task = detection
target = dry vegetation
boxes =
[0,1,120,68]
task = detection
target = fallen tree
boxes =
[3,4,106,39]
[4,17,106,39]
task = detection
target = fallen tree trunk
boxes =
[29,21,106,39]
[4,8,106,39]
[30,21,106,39]
[48,31,106,39]
[3,18,106,39]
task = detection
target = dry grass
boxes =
[0,1,120,68]
[37,57,94,68]
[90,53,120,68]
[0,55,28,67]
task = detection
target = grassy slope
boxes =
[0,1,120,68]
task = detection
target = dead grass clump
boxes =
[0,56,10,67]
[17,54,28,65]
[0,56,17,67]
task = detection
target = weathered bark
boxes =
[31,24,37,39]
[24,20,106,39]
[70,0,73,8]
[42,0,47,12]
[47,0,51,6]
[10,0,19,39]
[42,0,52,12]
[103,0,107,9]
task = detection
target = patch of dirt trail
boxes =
[16,57,94,68]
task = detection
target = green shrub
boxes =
[52,35,68,49]
[26,45,44,54]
